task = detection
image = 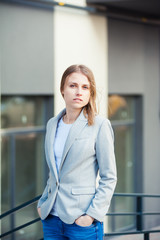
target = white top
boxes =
[54,117,72,174]
[50,117,72,216]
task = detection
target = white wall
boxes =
[53,6,108,117]
[54,0,86,6]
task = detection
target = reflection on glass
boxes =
[108,95,134,121]
[1,133,45,239]
[114,126,134,193]
[15,203,43,240]
[108,95,135,231]
[1,96,49,239]
[1,97,45,128]
[1,136,10,212]
[15,133,44,205]
[1,136,11,234]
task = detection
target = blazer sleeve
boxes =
[37,121,51,209]
[86,119,117,221]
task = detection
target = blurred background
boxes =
[1,0,160,239]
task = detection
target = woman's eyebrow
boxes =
[68,81,89,87]
[68,81,77,84]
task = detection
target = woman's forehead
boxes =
[66,72,90,85]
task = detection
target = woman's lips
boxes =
[73,98,83,101]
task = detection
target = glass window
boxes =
[1,136,11,213]
[108,95,134,121]
[1,96,53,239]
[107,95,142,232]
[1,96,45,128]
[15,133,44,205]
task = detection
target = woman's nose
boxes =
[76,87,82,96]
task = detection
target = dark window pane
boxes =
[1,136,11,213]
[1,136,11,235]
[108,95,136,231]
[15,133,45,205]
[114,125,134,193]
[1,95,53,239]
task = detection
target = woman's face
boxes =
[62,72,90,111]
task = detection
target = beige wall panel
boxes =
[53,7,108,116]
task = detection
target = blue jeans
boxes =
[42,215,104,240]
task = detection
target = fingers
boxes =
[37,208,41,218]
[75,215,94,227]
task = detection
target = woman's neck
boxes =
[63,108,82,124]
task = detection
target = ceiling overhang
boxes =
[87,0,160,20]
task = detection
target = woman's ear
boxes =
[61,91,64,98]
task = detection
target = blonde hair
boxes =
[60,64,97,125]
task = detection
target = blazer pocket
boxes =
[72,187,96,195]
[75,137,90,140]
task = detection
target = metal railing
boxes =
[0,193,160,240]
[105,193,160,240]
[0,195,42,239]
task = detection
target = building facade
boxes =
[1,0,160,239]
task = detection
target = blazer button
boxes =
[49,189,51,193]
[56,182,59,186]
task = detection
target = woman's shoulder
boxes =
[46,109,66,128]
[94,115,114,139]
[46,116,57,129]
[94,114,111,126]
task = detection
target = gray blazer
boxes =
[37,109,117,224]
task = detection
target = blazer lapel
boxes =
[47,109,66,181]
[59,110,88,173]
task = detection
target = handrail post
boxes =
[136,196,143,231]
[111,197,116,232]
[11,213,15,240]
[144,232,149,240]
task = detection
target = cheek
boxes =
[86,92,90,101]
[63,89,74,103]
[63,88,72,97]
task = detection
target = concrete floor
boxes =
[104,227,160,240]
[104,232,160,240]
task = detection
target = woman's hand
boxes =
[75,215,94,227]
[37,207,41,218]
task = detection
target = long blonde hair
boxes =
[60,64,97,125]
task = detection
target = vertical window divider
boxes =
[10,134,15,240]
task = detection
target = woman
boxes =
[37,64,117,240]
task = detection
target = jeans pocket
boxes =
[74,222,95,228]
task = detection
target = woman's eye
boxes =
[83,86,89,89]
[70,84,75,88]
